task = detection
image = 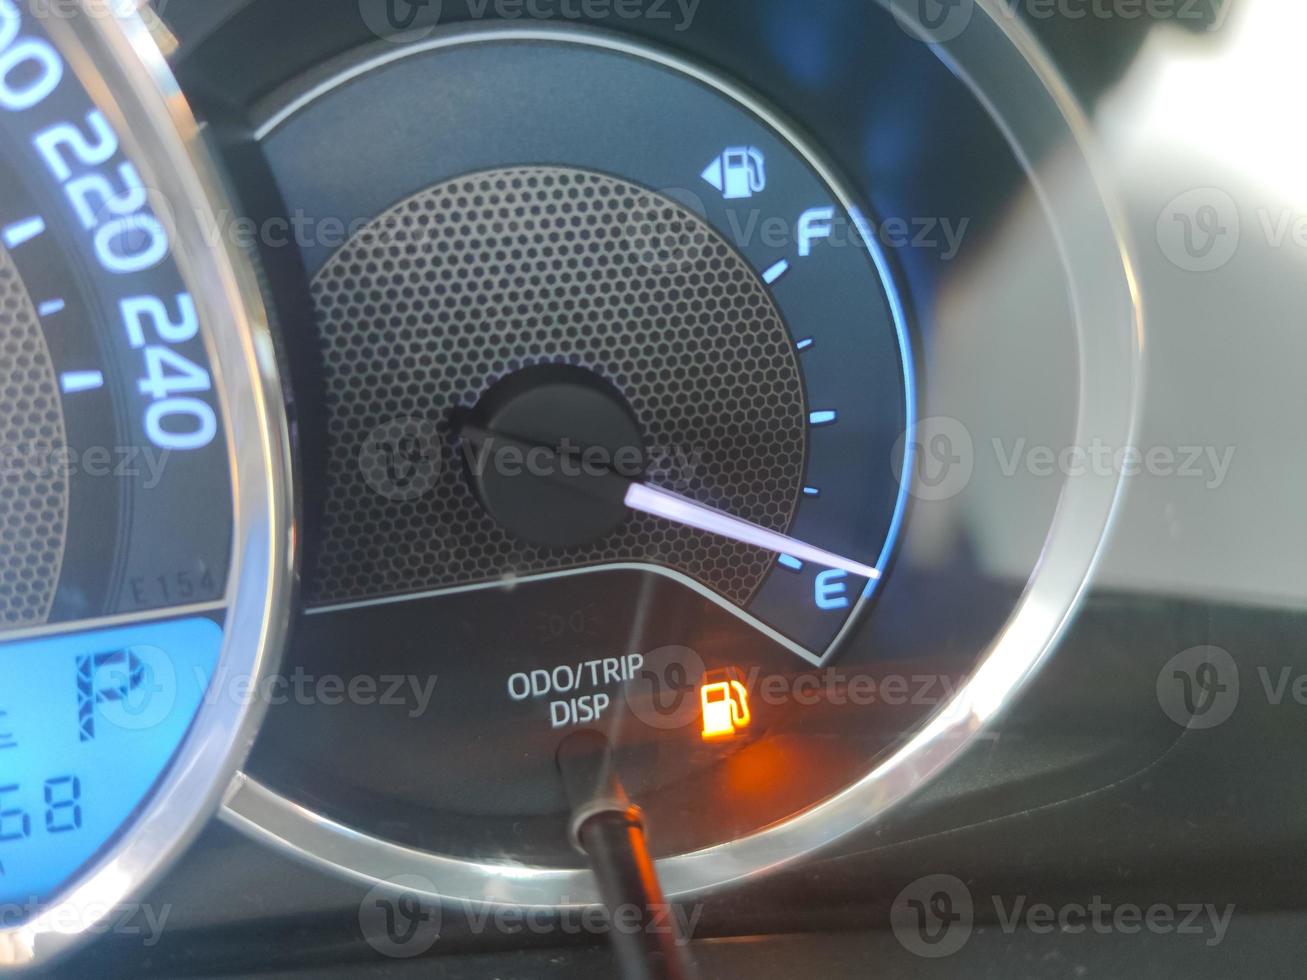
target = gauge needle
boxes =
[459,423,880,580]
[623,482,878,579]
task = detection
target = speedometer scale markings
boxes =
[0,97,232,627]
[58,370,103,393]
[1,215,45,248]
[0,0,278,957]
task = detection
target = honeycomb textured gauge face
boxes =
[226,9,1139,916]
[309,166,807,607]
[242,24,918,886]
[0,244,68,628]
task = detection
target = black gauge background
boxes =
[181,0,1038,630]
[35,3,1301,978]
[183,0,1037,654]
[0,148,121,621]
[225,28,908,862]
[0,56,234,626]
[181,0,1028,604]
[181,0,1074,867]
[167,0,1197,878]
[263,33,909,644]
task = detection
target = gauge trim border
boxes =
[1,3,293,970]
[222,8,1142,909]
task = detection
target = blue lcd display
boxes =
[0,617,221,909]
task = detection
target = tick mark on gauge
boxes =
[761,259,790,284]
[60,371,104,394]
[809,410,837,427]
[2,216,46,248]
[777,554,804,571]
[795,337,814,352]
[37,299,65,317]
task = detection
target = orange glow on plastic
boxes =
[700,680,751,739]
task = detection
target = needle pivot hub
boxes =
[461,364,645,549]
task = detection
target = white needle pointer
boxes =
[624,482,879,580]
[459,422,879,579]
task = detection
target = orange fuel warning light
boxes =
[700,677,751,740]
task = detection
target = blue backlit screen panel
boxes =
[0,618,221,907]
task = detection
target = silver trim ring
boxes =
[224,8,1141,909]
[2,2,293,970]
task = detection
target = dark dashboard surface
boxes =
[14,0,1307,975]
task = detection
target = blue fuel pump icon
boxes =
[701,147,766,200]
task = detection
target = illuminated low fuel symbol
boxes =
[0,710,15,750]
[701,674,750,740]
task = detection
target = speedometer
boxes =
[0,2,288,968]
